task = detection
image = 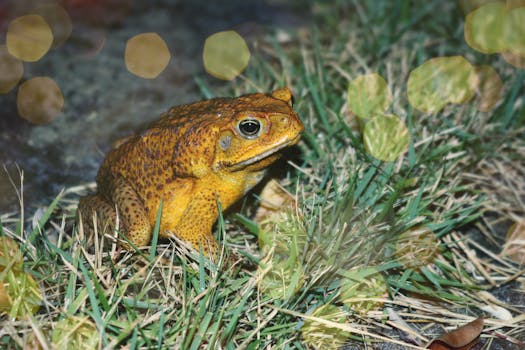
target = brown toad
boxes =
[78,87,303,258]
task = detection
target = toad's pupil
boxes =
[239,120,260,135]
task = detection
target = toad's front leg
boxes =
[165,192,220,260]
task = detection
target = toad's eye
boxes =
[238,119,261,138]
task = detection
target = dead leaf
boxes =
[428,318,483,350]
[500,220,525,264]
[254,179,296,222]
[472,65,503,112]
[476,291,513,320]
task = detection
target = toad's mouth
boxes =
[228,134,301,171]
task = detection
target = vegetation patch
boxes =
[1,1,524,349]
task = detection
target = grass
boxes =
[1,0,525,349]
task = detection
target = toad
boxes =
[77,88,303,258]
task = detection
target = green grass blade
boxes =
[150,200,163,262]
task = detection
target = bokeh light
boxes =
[258,258,305,300]
[446,62,478,105]
[52,316,99,350]
[463,1,525,67]
[6,14,54,62]
[363,114,409,162]
[339,268,387,315]
[0,236,24,269]
[202,30,250,80]
[257,212,306,300]
[464,2,506,54]
[0,283,9,312]
[301,304,351,350]
[473,65,504,112]
[34,3,73,48]
[17,77,64,124]
[458,0,500,13]
[507,0,525,10]
[0,45,24,94]
[502,50,525,68]
[0,272,41,319]
[395,226,441,270]
[407,56,476,113]
[0,236,42,319]
[503,7,525,57]
[347,73,392,119]
[125,32,171,79]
